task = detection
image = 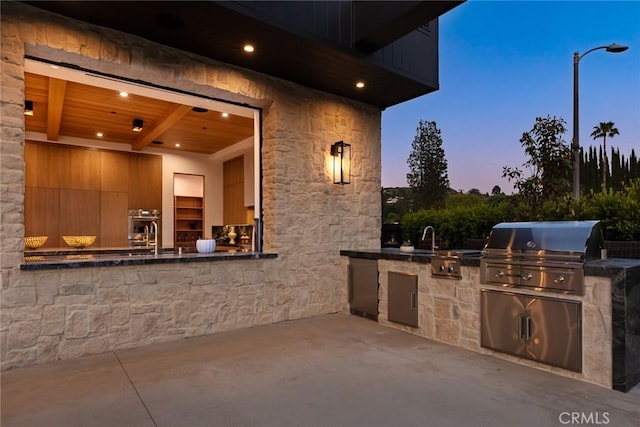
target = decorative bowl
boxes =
[196,239,216,253]
[399,245,415,253]
[62,235,96,249]
[24,236,48,249]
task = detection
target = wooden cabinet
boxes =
[59,189,101,245]
[24,141,162,249]
[24,187,59,247]
[223,156,246,224]
[128,154,162,210]
[174,196,203,248]
[100,191,128,247]
[100,151,130,192]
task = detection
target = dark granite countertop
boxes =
[340,249,640,276]
[21,250,277,270]
[340,248,482,267]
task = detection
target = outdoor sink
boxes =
[411,249,481,259]
[433,250,461,258]
[434,249,482,258]
[411,249,435,255]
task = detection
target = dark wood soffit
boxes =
[19,1,457,109]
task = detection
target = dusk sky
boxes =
[381,0,640,194]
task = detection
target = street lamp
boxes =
[572,43,628,199]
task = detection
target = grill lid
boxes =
[484,220,604,260]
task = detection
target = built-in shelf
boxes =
[174,196,203,248]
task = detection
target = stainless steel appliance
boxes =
[479,220,604,372]
[480,220,605,295]
[348,258,378,320]
[388,271,418,327]
[481,289,582,372]
[430,250,481,280]
[128,209,160,248]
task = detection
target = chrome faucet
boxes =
[421,226,437,253]
[150,221,159,256]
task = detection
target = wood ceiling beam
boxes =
[46,78,67,141]
[132,104,192,151]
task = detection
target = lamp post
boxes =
[572,43,628,199]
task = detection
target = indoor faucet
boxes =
[144,225,150,248]
[421,226,437,253]
[150,221,159,256]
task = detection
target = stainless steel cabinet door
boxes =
[526,297,581,372]
[388,272,418,327]
[348,258,378,320]
[481,290,526,357]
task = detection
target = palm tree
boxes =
[590,121,620,191]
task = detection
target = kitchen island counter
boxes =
[341,248,640,392]
[340,248,640,274]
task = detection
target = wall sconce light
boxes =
[24,100,34,116]
[330,141,351,185]
[132,118,144,132]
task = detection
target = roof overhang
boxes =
[19,1,463,109]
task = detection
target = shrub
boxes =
[399,179,640,248]
[401,201,513,249]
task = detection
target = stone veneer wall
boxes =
[0,2,381,369]
[377,260,612,389]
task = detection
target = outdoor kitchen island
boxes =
[340,248,640,393]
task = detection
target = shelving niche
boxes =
[174,196,203,248]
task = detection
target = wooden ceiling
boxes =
[24,72,254,155]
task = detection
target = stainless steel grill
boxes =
[480,221,605,295]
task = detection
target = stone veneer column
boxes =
[0,2,381,369]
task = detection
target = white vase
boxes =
[196,239,216,253]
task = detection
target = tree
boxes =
[491,185,502,196]
[406,120,449,209]
[502,115,572,215]
[590,121,620,191]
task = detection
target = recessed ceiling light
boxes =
[175,143,181,148]
[355,81,365,89]
[96,132,104,137]
[120,91,128,97]
[221,112,229,118]
[50,65,59,69]
[243,44,255,53]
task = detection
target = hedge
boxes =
[400,179,640,249]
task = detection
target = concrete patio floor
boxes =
[1,313,639,427]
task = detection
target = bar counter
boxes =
[21,248,277,270]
